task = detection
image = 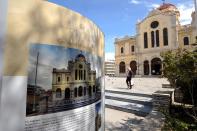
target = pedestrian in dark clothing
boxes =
[126,67,133,89]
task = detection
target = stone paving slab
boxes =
[105,108,144,131]
[132,110,165,131]
[105,108,165,131]
[105,106,165,131]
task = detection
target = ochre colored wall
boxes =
[4,0,104,76]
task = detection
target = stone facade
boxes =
[115,3,196,77]
[52,54,96,101]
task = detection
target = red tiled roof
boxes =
[157,3,176,10]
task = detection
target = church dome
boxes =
[157,3,180,17]
[75,53,86,62]
[157,3,177,11]
[147,3,180,18]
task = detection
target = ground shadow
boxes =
[105,117,143,131]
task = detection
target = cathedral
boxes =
[52,54,97,101]
[115,2,196,77]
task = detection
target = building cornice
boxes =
[115,36,136,43]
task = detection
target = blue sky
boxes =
[48,0,195,60]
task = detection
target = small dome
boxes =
[75,54,86,62]
[157,3,177,11]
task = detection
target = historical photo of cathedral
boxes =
[26,44,102,116]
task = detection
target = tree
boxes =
[161,47,197,122]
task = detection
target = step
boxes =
[105,92,152,106]
[105,99,153,117]
[162,84,172,88]
[105,90,152,98]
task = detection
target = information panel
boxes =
[0,1,104,131]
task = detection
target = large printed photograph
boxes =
[26,44,102,116]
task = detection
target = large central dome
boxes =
[75,53,86,62]
[156,3,180,17]
[157,3,177,11]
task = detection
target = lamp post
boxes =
[33,52,39,112]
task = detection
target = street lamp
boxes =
[33,52,39,112]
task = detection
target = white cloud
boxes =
[129,0,159,10]
[147,3,160,10]
[139,1,194,25]
[177,2,194,25]
[105,52,115,61]
[129,0,141,4]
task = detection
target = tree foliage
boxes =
[161,48,197,83]
[161,48,197,122]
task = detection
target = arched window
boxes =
[78,70,83,80]
[84,70,86,80]
[79,70,83,80]
[163,28,168,46]
[144,60,149,75]
[156,30,159,47]
[88,86,92,96]
[130,61,137,75]
[79,70,81,80]
[74,87,77,97]
[78,86,83,97]
[57,76,61,83]
[93,86,96,93]
[131,45,135,52]
[151,58,162,75]
[65,88,70,99]
[183,37,189,45]
[121,47,124,54]
[151,31,155,47]
[56,88,62,98]
[67,77,69,81]
[144,32,148,48]
[75,70,77,80]
[119,61,126,73]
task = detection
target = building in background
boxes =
[105,60,115,76]
[115,3,196,77]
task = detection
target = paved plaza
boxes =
[105,76,173,131]
[105,108,144,131]
[105,76,172,94]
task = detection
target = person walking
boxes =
[126,67,133,89]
